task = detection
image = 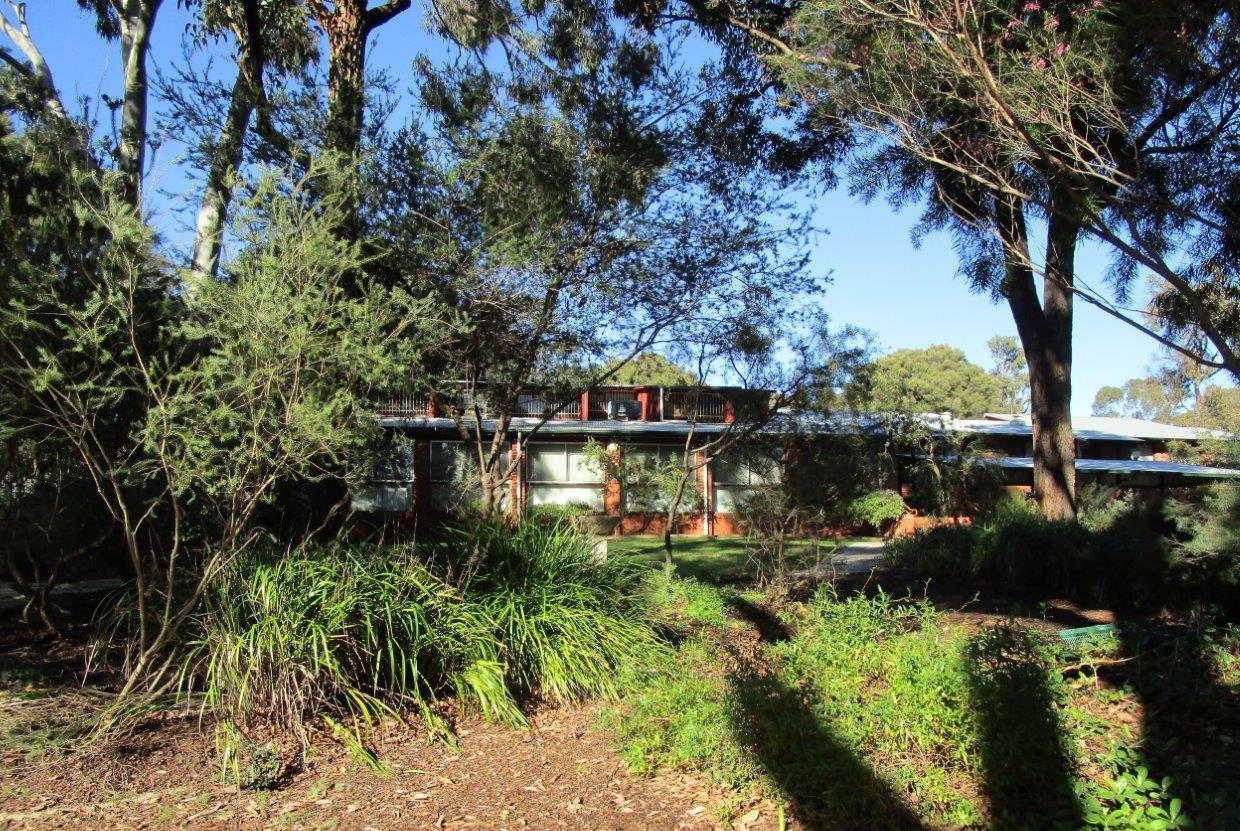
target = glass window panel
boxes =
[528,484,604,512]
[714,486,756,513]
[567,446,603,484]
[372,443,414,481]
[430,442,464,482]
[712,452,746,485]
[529,444,567,482]
[352,483,413,512]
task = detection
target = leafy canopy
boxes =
[861,345,1002,417]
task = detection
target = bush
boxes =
[181,519,665,771]
[842,489,907,532]
[884,495,1176,608]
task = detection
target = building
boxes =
[359,384,1240,535]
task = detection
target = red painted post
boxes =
[603,442,622,518]
[580,390,590,421]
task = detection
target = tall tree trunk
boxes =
[323,4,367,158]
[117,1,162,209]
[305,1,409,239]
[996,194,1077,520]
[189,0,267,288]
[189,73,257,290]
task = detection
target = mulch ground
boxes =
[1,702,758,831]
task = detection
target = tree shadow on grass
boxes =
[964,623,1083,830]
[1108,615,1240,829]
[719,602,1087,830]
[723,654,927,830]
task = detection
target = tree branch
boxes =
[0,0,71,122]
[364,0,410,33]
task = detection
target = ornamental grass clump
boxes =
[441,518,666,704]
[179,519,665,774]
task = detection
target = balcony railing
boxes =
[663,389,727,423]
[377,392,430,418]
[514,393,581,419]
[588,389,642,420]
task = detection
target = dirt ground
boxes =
[0,703,771,831]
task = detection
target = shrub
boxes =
[842,488,907,532]
[884,523,977,581]
[181,519,666,771]
[884,495,1176,608]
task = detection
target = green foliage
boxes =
[525,502,594,523]
[987,335,1028,414]
[602,351,696,386]
[859,345,1002,417]
[885,496,1176,608]
[610,588,1091,826]
[841,489,906,531]
[182,519,666,770]
[171,162,443,536]
[1091,376,1184,421]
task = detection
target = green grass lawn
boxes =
[607,534,875,583]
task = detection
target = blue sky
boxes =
[21,1,1170,412]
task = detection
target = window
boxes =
[430,441,508,511]
[527,443,604,511]
[621,444,681,512]
[352,442,414,512]
[713,446,781,512]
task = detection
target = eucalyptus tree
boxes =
[78,0,166,207]
[300,0,409,157]
[711,0,1240,518]
[0,0,166,207]
[185,0,315,285]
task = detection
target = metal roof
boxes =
[969,413,1216,442]
[378,417,737,435]
[380,412,1228,444]
[985,455,1240,479]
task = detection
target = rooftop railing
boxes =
[377,392,430,418]
[663,389,727,423]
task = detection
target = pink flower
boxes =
[1024,1,1041,10]
[1033,57,1049,69]
[1045,14,1059,28]
[1054,42,1068,55]
[1092,0,1102,7]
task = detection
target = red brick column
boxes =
[509,441,522,520]
[698,449,712,535]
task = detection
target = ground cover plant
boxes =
[606,579,1240,830]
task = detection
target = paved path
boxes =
[0,578,125,611]
[796,539,887,579]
